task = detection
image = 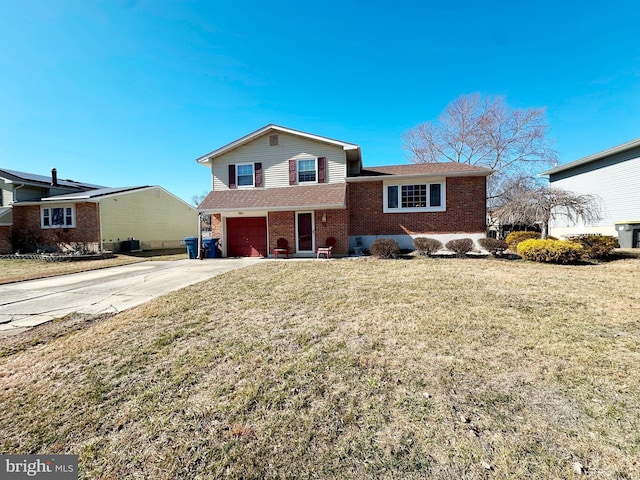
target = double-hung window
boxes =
[41,205,75,228]
[384,180,445,213]
[297,159,317,183]
[236,163,255,187]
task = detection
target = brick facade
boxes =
[12,203,100,252]
[348,176,486,236]
[0,226,12,254]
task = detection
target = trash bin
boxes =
[183,237,198,259]
[202,238,219,258]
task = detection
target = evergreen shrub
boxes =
[517,239,583,264]
[505,231,541,250]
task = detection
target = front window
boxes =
[384,181,445,213]
[236,163,254,187]
[41,205,75,228]
[298,159,317,183]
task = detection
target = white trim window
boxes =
[383,180,446,213]
[297,158,317,183]
[41,205,75,228]
[236,163,255,187]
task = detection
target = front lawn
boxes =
[0,257,638,479]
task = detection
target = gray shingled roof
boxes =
[354,162,493,178]
[198,183,347,212]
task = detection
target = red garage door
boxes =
[226,217,267,257]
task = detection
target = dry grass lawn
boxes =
[0,256,638,479]
[0,249,187,284]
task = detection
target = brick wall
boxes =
[267,210,350,256]
[348,176,487,235]
[12,203,100,251]
[0,226,12,254]
[314,209,349,255]
[268,211,295,254]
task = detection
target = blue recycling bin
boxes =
[202,238,219,258]
[183,237,198,259]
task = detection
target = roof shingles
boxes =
[199,183,347,212]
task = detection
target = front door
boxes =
[296,212,314,252]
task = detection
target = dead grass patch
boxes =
[0,257,638,478]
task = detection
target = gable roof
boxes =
[0,168,104,190]
[542,137,640,176]
[198,183,347,213]
[195,124,362,165]
[347,162,493,181]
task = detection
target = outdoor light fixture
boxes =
[321,213,327,223]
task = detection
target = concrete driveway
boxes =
[0,258,262,337]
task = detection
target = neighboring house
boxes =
[0,168,102,254]
[542,138,640,248]
[12,186,198,253]
[196,125,492,257]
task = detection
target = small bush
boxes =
[370,238,400,259]
[445,238,475,257]
[568,235,619,259]
[413,237,443,255]
[505,231,541,250]
[477,238,508,255]
[517,239,583,264]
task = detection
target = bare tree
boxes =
[493,187,602,239]
[402,93,558,203]
[191,191,209,207]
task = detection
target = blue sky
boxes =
[1,0,639,203]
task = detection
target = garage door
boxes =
[226,217,267,257]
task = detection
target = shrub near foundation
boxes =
[413,237,443,255]
[370,238,400,258]
[505,231,541,250]
[478,238,508,255]
[517,239,583,264]
[445,238,475,257]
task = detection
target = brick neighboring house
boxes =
[1,168,198,253]
[196,125,492,257]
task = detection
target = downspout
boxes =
[197,213,203,259]
[12,184,24,203]
[98,199,104,252]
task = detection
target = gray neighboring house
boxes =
[542,138,640,248]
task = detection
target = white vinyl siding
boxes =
[549,155,640,232]
[211,132,347,191]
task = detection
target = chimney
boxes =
[51,168,58,186]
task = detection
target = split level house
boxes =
[196,125,492,257]
[542,137,640,248]
[0,168,198,254]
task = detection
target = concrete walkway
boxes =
[0,258,262,337]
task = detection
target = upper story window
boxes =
[289,157,326,185]
[297,159,317,183]
[41,205,75,228]
[236,163,255,187]
[384,180,445,213]
[228,162,262,189]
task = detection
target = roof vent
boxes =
[51,168,58,186]
[269,134,279,146]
